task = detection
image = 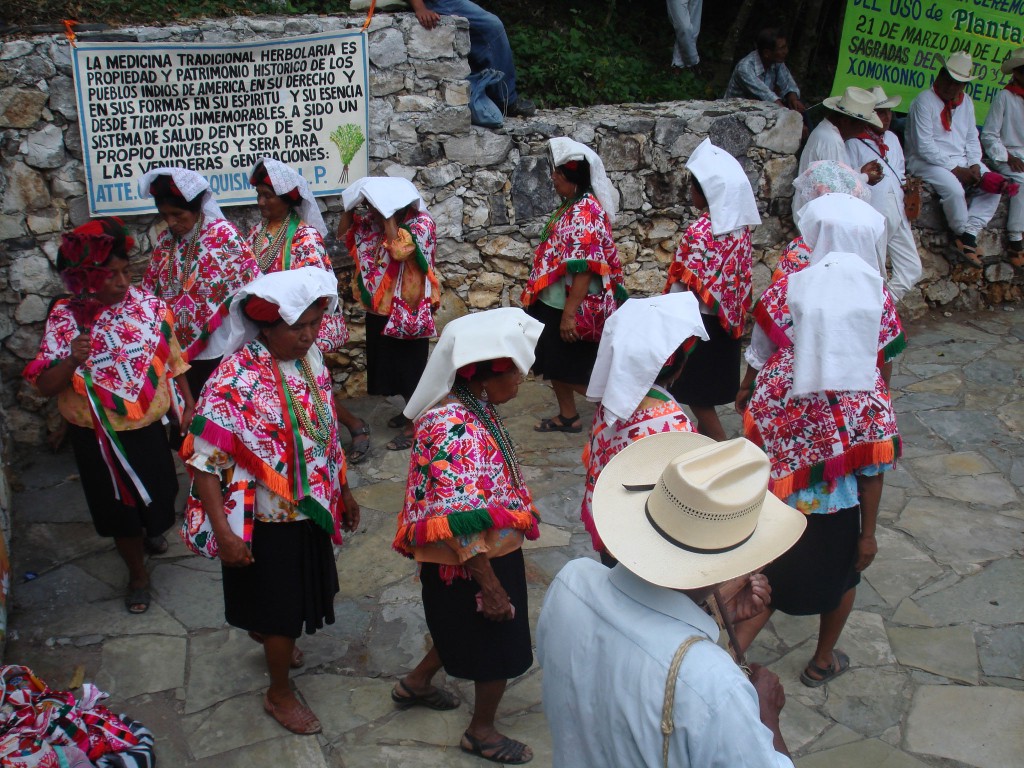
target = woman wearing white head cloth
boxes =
[392,308,543,765]
[732,205,905,687]
[248,159,371,465]
[337,177,440,451]
[521,137,627,435]
[140,167,260,400]
[664,138,761,441]
[182,268,360,736]
[580,293,707,566]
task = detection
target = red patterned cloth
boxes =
[663,212,753,338]
[580,397,695,552]
[520,193,626,308]
[744,276,905,499]
[248,222,349,351]
[770,236,813,284]
[142,216,259,360]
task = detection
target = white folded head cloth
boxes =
[341,176,427,220]
[251,157,328,236]
[548,136,620,224]
[685,137,761,236]
[137,166,224,222]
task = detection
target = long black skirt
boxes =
[365,311,429,401]
[68,422,177,539]
[670,313,741,407]
[761,506,862,616]
[527,301,599,386]
[421,548,533,681]
[222,519,339,638]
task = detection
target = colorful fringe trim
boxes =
[393,505,540,556]
[882,331,907,363]
[521,259,619,307]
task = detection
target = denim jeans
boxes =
[425,0,519,108]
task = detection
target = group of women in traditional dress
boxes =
[25,130,907,759]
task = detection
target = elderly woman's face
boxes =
[551,167,577,199]
[255,183,292,224]
[482,367,524,405]
[261,303,326,361]
[93,255,132,306]
[157,203,199,239]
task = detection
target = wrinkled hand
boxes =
[726,573,772,623]
[856,533,877,571]
[862,161,883,186]
[951,166,974,188]
[1008,155,1024,173]
[218,531,253,568]
[70,333,91,364]
[341,485,361,532]
[749,663,786,717]
[479,584,514,622]
[559,312,579,343]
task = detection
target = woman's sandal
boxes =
[124,587,151,615]
[263,693,321,735]
[800,649,850,688]
[387,414,411,429]
[390,679,461,710]
[248,631,304,668]
[386,431,414,451]
[347,421,371,465]
[461,731,533,765]
[534,414,582,433]
[143,534,168,555]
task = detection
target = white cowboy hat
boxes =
[592,433,806,590]
[869,86,902,110]
[823,86,883,129]
[937,51,978,82]
[1000,46,1024,75]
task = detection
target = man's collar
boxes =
[608,564,720,640]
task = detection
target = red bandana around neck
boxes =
[857,130,888,158]
[1005,82,1024,100]
[934,86,964,131]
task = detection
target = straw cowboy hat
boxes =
[592,433,806,590]
[869,86,902,110]
[937,51,978,82]
[823,86,883,129]
[1000,46,1024,75]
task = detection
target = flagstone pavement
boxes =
[5,307,1024,767]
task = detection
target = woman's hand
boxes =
[478,583,514,622]
[856,533,877,572]
[179,402,196,437]
[735,385,752,414]
[340,485,361,532]
[559,312,579,343]
[217,531,253,568]
[70,333,91,364]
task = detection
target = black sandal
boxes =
[387,414,411,429]
[347,421,371,464]
[125,587,151,615]
[390,679,461,710]
[534,414,582,433]
[386,431,414,451]
[461,731,533,765]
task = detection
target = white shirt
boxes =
[537,559,794,768]
[799,118,849,174]
[981,88,1024,165]
[906,89,983,172]
[846,131,906,205]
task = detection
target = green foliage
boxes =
[509,9,711,108]
[4,0,353,27]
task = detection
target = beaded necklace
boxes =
[166,214,204,294]
[540,191,586,242]
[279,357,334,446]
[257,212,297,272]
[453,382,523,489]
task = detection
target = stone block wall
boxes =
[0,12,1020,447]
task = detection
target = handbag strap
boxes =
[661,635,707,768]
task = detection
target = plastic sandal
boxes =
[534,414,582,433]
[347,422,371,464]
[390,679,461,710]
[800,650,850,688]
[263,693,321,735]
[461,730,533,765]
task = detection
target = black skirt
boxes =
[670,313,741,407]
[421,548,533,682]
[68,421,178,539]
[222,519,339,638]
[528,301,599,386]
[364,311,429,401]
[761,506,862,616]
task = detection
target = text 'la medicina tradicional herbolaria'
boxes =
[84,43,363,175]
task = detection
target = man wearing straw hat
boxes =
[537,433,805,767]
[906,51,1000,268]
[799,86,884,184]
[847,87,923,301]
[981,46,1024,267]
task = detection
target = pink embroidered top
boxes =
[521,193,627,308]
[663,211,753,338]
[23,286,188,430]
[142,216,260,360]
[771,236,812,283]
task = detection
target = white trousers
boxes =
[913,162,1000,236]
[990,161,1024,238]
[667,0,702,67]
[874,187,922,301]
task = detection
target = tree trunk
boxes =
[790,0,828,86]
[714,0,758,89]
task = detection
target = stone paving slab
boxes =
[796,738,930,767]
[887,625,979,683]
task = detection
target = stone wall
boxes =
[0,12,1020,447]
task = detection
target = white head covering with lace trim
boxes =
[251,158,328,237]
[685,138,761,236]
[548,137,619,224]
[137,167,224,221]
[791,160,872,212]
[341,176,427,220]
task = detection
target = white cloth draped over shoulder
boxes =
[137,166,224,221]
[253,157,328,236]
[548,136,620,223]
[341,176,427,219]
[586,293,707,424]
[686,137,761,236]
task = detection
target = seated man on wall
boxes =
[799,86,884,184]
[847,87,923,302]
[906,51,1000,268]
[724,27,806,115]
[981,46,1024,267]
[409,0,536,118]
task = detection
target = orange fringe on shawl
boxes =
[392,506,540,558]
[181,420,293,502]
[521,259,616,307]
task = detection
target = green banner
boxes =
[832,0,1024,124]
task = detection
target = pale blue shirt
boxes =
[537,559,794,768]
[724,50,801,103]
